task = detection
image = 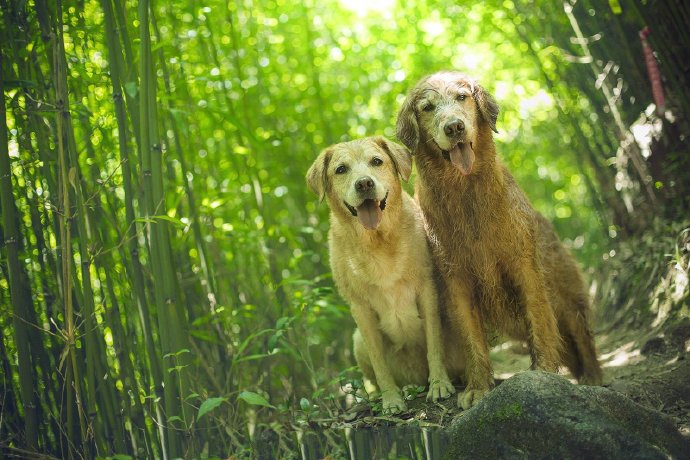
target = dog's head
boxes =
[396,71,499,175]
[306,137,412,231]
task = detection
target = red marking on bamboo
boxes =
[639,27,665,116]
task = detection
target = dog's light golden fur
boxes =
[396,71,603,409]
[306,136,464,413]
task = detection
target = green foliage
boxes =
[0,0,688,458]
[595,219,690,328]
[197,397,227,420]
[237,391,274,409]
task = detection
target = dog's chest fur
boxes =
[418,162,531,336]
[368,274,424,348]
[329,203,428,348]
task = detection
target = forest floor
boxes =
[337,315,690,437]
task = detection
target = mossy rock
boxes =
[444,371,690,459]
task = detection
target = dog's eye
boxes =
[456,94,467,101]
[371,157,383,166]
[422,104,435,112]
[335,165,348,175]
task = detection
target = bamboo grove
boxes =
[1,0,689,458]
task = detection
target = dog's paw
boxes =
[532,352,561,374]
[458,387,489,410]
[579,372,603,386]
[534,361,559,373]
[426,378,456,402]
[381,392,407,414]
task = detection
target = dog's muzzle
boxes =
[440,140,475,176]
[344,191,388,216]
[344,191,388,230]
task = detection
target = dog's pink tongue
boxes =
[357,200,382,230]
[449,143,475,175]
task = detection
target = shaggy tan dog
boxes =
[396,71,603,409]
[306,137,464,413]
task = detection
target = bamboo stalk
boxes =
[0,324,22,444]
[139,1,192,456]
[98,11,167,454]
[0,44,39,453]
[100,0,163,385]
[564,1,658,208]
[56,21,104,455]
[222,0,289,326]
[300,1,333,145]
[107,2,141,152]
[3,19,66,449]
[49,3,88,450]
[509,14,609,234]
[151,6,221,318]
[20,1,83,452]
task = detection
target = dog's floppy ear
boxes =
[373,136,412,182]
[396,91,419,152]
[474,83,499,133]
[306,148,332,202]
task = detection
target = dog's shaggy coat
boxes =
[396,71,603,409]
[306,137,464,413]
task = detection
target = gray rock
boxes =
[444,371,690,459]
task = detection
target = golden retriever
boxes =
[396,71,603,409]
[306,136,464,413]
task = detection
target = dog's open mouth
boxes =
[344,191,388,230]
[442,141,475,176]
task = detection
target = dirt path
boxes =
[372,317,690,436]
[596,318,690,436]
[487,317,690,437]
[292,318,690,458]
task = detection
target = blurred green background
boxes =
[1,0,688,457]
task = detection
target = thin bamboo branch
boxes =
[564,1,658,208]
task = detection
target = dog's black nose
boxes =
[355,176,375,192]
[444,119,465,137]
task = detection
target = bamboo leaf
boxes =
[134,215,187,228]
[163,348,191,359]
[68,167,77,188]
[299,398,310,411]
[4,79,38,89]
[153,214,187,227]
[233,353,272,363]
[124,81,138,98]
[237,391,274,409]
[235,328,274,357]
[276,316,290,330]
[190,330,223,345]
[197,397,226,420]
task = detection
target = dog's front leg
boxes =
[513,259,563,372]
[446,280,493,410]
[418,282,455,402]
[351,305,406,414]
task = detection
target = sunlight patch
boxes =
[600,341,641,368]
[651,259,689,328]
[451,48,484,72]
[339,0,394,16]
[519,89,554,119]
[420,17,446,39]
[495,371,516,380]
